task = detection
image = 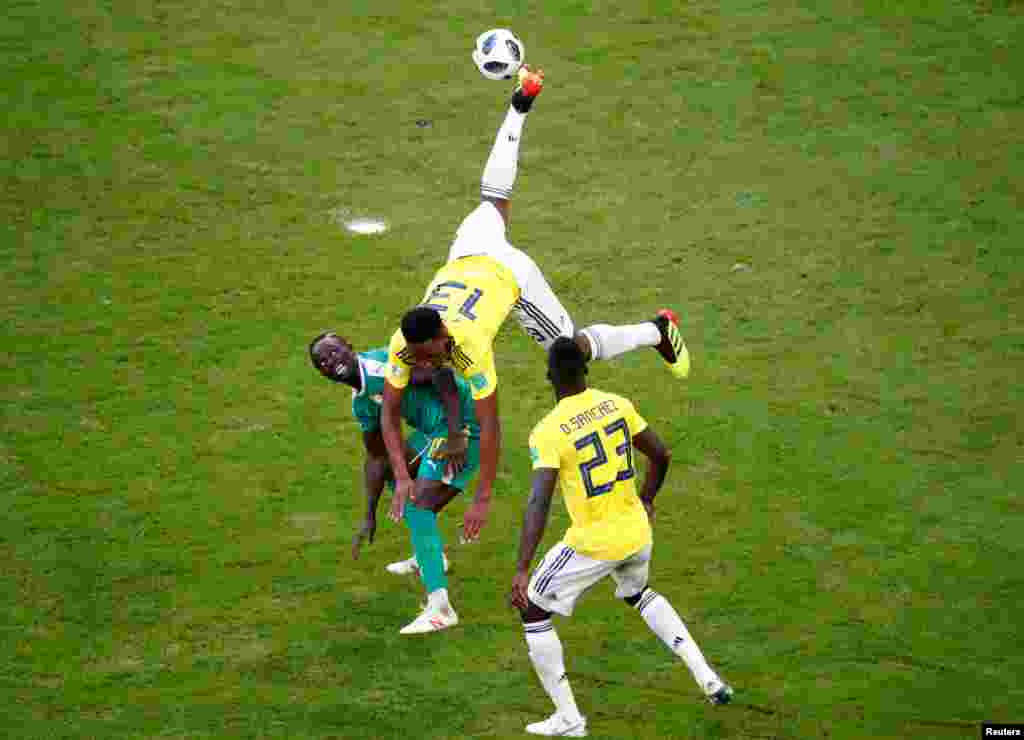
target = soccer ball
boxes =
[472,28,525,81]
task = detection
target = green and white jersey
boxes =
[351,348,479,438]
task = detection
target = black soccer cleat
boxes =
[707,682,734,706]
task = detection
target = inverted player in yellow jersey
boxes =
[381,66,692,545]
[509,338,732,737]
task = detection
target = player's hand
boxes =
[351,516,376,560]
[432,431,469,478]
[390,478,414,523]
[642,499,655,525]
[461,496,491,543]
[509,570,530,611]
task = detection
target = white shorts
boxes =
[448,202,574,349]
[527,542,652,617]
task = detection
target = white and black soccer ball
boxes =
[472,28,525,81]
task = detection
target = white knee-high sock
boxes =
[427,588,450,610]
[579,322,661,361]
[481,107,527,200]
[635,589,720,691]
[523,620,584,721]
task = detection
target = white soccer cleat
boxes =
[525,713,588,737]
[398,604,459,635]
[385,553,450,576]
[385,556,418,575]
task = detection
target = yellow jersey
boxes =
[386,255,520,400]
[529,387,652,561]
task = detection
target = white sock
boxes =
[635,589,720,691]
[481,107,527,200]
[579,322,661,361]
[523,620,584,722]
[427,587,450,610]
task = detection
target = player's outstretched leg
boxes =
[625,587,732,704]
[522,617,588,736]
[499,238,691,378]
[574,309,690,379]
[502,242,683,371]
[479,65,544,204]
[399,502,458,635]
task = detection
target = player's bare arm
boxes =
[428,367,468,476]
[632,427,672,523]
[463,388,500,542]
[381,380,414,523]
[352,430,390,559]
[408,364,467,474]
[509,467,558,611]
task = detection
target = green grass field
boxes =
[3,0,1023,738]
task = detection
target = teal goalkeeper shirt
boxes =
[351,348,480,438]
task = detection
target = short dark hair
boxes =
[401,306,443,344]
[548,336,587,385]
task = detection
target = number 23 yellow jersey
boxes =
[529,387,652,561]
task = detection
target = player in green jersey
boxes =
[310,332,477,634]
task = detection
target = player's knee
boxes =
[623,586,648,608]
[572,332,594,361]
[427,484,461,513]
[520,600,552,624]
[414,480,445,511]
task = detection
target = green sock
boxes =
[403,502,447,594]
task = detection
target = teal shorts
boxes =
[408,429,481,492]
